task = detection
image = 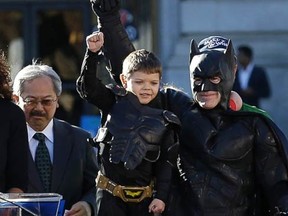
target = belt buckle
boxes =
[123,187,145,201]
[117,186,151,203]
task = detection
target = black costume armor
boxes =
[95,88,180,170]
[86,0,288,215]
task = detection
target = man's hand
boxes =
[64,201,91,216]
[86,31,104,53]
[90,0,120,17]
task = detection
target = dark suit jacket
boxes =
[233,65,271,107]
[27,118,98,214]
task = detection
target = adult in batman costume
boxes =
[82,0,288,215]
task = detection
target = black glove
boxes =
[91,0,120,17]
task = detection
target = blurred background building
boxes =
[0,0,287,136]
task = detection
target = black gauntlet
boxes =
[91,0,120,22]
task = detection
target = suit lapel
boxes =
[51,119,73,192]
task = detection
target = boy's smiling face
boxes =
[121,71,160,104]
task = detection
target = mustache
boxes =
[30,110,46,117]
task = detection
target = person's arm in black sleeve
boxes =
[155,123,180,204]
[162,87,194,119]
[255,116,288,214]
[76,32,115,111]
[154,134,174,203]
[6,104,29,192]
[90,0,135,85]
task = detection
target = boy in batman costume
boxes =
[86,1,288,215]
[77,32,180,216]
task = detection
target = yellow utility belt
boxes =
[96,172,153,203]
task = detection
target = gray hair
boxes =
[13,62,62,96]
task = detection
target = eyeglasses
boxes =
[23,97,57,107]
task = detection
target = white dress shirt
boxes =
[238,62,254,90]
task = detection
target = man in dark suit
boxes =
[233,45,271,108]
[12,63,98,216]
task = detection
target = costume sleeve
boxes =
[76,49,115,112]
[154,127,179,203]
[162,88,193,119]
[255,116,288,213]
[91,0,135,85]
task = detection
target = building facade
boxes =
[1,0,288,136]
